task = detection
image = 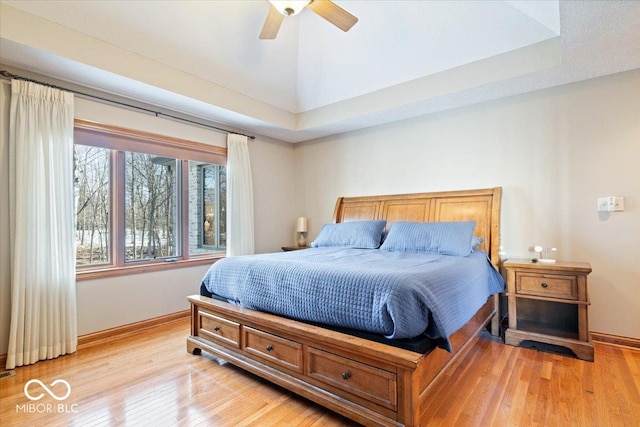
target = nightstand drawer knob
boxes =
[266,344,274,352]
[541,282,549,288]
[214,326,221,331]
[342,371,351,380]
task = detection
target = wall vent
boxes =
[0,370,16,380]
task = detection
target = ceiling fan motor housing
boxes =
[270,1,311,16]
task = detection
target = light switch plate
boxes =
[597,197,608,211]
[598,196,624,212]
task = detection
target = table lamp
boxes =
[296,217,308,247]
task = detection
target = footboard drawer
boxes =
[243,326,303,373]
[306,347,397,410]
[199,310,241,348]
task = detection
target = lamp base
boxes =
[297,233,307,247]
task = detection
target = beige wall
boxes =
[294,70,640,339]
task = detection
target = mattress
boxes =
[200,283,438,353]
[201,247,505,351]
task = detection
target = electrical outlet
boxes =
[608,196,624,212]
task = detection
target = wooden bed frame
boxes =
[187,187,502,426]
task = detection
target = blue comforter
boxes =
[201,247,505,351]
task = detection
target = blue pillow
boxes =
[311,220,387,249]
[380,221,477,256]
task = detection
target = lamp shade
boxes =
[296,217,308,233]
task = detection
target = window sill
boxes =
[76,255,224,281]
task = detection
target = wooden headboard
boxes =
[332,187,502,268]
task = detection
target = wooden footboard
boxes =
[187,294,496,427]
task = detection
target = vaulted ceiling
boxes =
[1,1,639,142]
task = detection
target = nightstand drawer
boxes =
[516,273,577,300]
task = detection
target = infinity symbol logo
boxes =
[24,379,72,401]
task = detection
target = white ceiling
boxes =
[1,1,639,143]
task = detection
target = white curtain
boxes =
[5,80,77,369]
[226,134,255,256]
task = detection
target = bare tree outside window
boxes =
[124,153,178,261]
[74,145,110,265]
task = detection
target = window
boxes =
[75,145,110,266]
[124,153,178,261]
[189,162,226,255]
[74,119,227,278]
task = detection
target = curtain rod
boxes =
[0,70,256,140]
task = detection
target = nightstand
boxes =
[503,259,594,361]
[281,246,310,251]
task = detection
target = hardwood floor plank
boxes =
[559,354,579,426]
[505,356,532,426]
[497,355,524,424]
[466,338,512,425]
[623,346,640,393]
[476,341,518,426]
[568,356,587,426]
[531,352,551,427]
[613,347,640,426]
[519,349,542,426]
[1,318,639,426]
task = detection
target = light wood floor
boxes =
[1,317,639,427]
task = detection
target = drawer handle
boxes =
[341,371,351,380]
[540,282,549,288]
[214,326,221,331]
[266,345,274,352]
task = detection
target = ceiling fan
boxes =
[259,0,358,39]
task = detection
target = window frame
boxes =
[74,119,227,281]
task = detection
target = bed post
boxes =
[490,187,502,336]
[331,197,345,223]
[489,186,502,270]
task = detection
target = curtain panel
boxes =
[5,80,77,369]
[226,134,255,257]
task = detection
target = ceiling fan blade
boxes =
[259,5,284,39]
[307,0,358,32]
